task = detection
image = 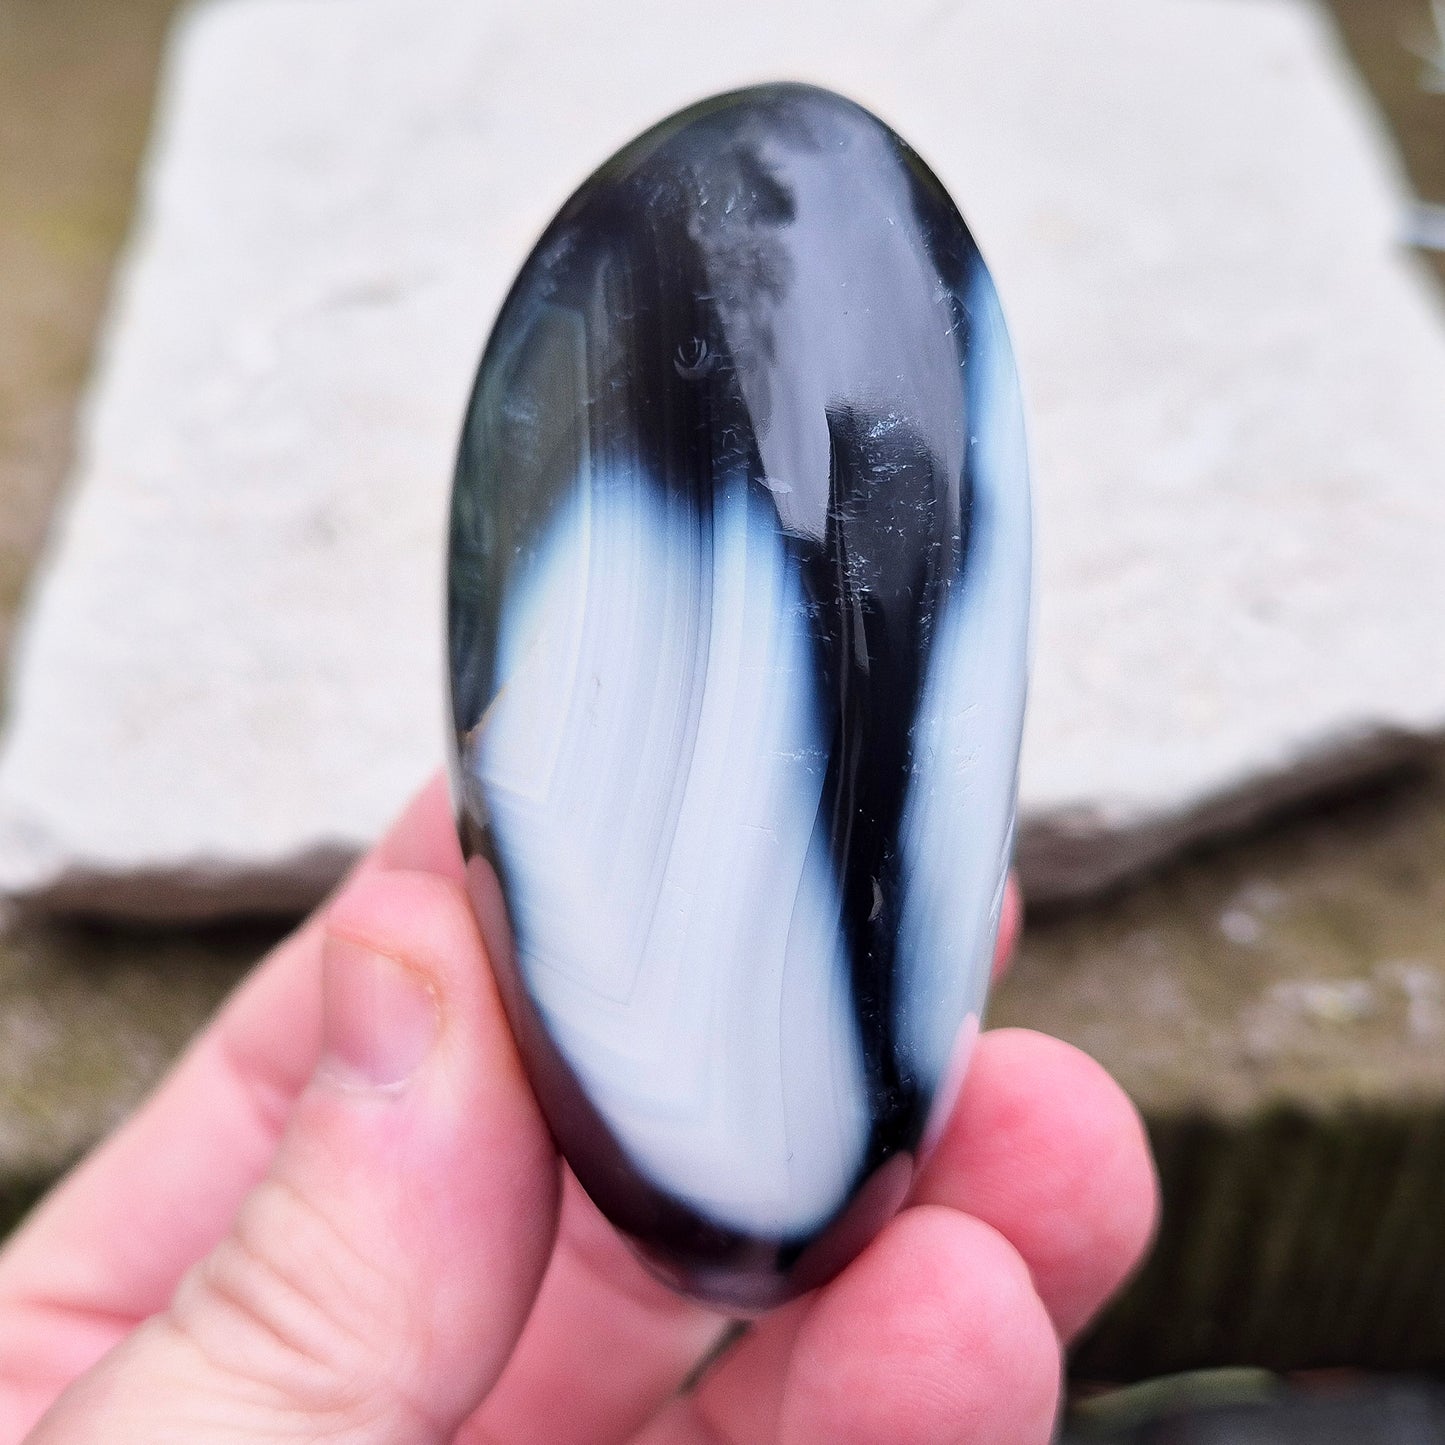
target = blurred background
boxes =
[1,0,1444,1438]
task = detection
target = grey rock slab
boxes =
[1,0,1445,918]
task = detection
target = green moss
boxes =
[1325,0,1445,210]
[0,0,190,661]
[1067,1370,1279,1436]
[0,916,281,1188]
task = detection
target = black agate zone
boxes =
[447,83,1030,1309]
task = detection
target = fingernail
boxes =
[321,935,439,1089]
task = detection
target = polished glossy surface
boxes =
[448,83,1030,1308]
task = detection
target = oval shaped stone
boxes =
[447,83,1030,1308]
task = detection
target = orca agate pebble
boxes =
[447,83,1030,1308]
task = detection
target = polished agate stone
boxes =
[447,83,1030,1308]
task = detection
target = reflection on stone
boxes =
[448,83,1030,1307]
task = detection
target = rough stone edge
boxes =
[6,727,1442,923]
[1017,725,1443,907]
[4,840,358,923]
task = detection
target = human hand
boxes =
[0,776,1156,1444]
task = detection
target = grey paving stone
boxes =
[1,0,1444,917]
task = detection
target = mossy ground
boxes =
[996,764,1445,1121]
[995,765,1445,1374]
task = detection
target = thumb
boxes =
[28,870,560,1445]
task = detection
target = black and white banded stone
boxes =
[447,83,1030,1309]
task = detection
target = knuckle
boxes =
[165,1176,429,1436]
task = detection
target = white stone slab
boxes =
[2,0,1444,918]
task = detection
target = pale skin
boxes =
[0,776,1157,1444]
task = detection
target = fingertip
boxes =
[319,867,554,1169]
[920,1029,1159,1340]
[779,1207,1059,1445]
[991,873,1023,983]
[372,771,466,881]
[318,935,441,1091]
[324,868,486,1016]
[316,861,558,1195]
